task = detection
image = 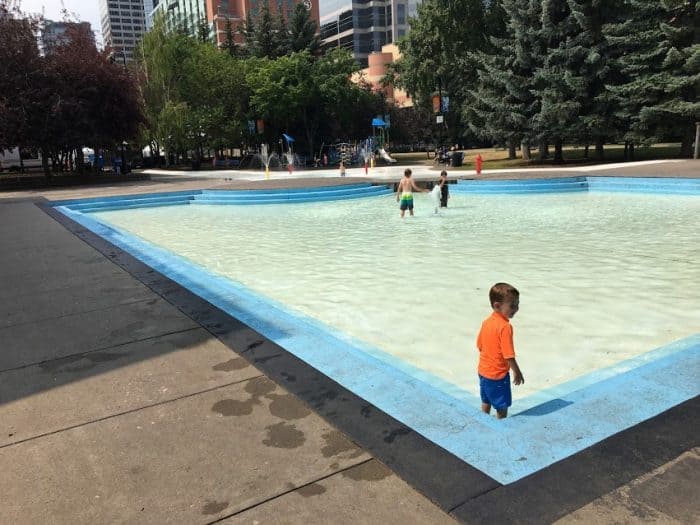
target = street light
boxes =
[121,141,128,174]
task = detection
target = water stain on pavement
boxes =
[382,427,411,443]
[267,393,312,421]
[281,371,296,382]
[342,461,392,482]
[201,500,229,515]
[321,430,364,459]
[212,357,248,372]
[245,376,276,397]
[263,421,305,449]
[211,398,255,416]
[297,483,327,498]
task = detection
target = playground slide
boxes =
[378,148,397,163]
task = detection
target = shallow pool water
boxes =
[94,192,699,403]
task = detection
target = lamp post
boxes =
[121,141,128,174]
[695,121,699,160]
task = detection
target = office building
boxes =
[319,0,419,67]
[151,0,319,49]
[40,20,95,55]
[99,0,147,62]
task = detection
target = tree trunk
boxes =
[508,140,516,160]
[595,139,604,160]
[679,129,694,157]
[40,147,51,180]
[553,140,563,164]
[538,141,549,160]
[584,145,589,159]
[76,148,85,174]
[629,143,635,160]
[521,141,530,161]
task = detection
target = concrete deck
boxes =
[1,160,698,524]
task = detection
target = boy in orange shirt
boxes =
[476,283,524,418]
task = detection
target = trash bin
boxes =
[450,151,464,167]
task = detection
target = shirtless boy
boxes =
[396,168,428,217]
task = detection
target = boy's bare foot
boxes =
[496,409,508,419]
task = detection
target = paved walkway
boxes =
[1,160,698,524]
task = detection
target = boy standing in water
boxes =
[476,283,524,419]
[396,168,428,217]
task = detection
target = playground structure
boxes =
[315,117,398,168]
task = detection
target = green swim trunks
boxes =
[400,192,414,210]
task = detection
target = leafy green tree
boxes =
[137,14,195,164]
[288,2,320,54]
[179,42,248,164]
[246,49,375,158]
[396,0,488,144]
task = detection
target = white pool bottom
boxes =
[94,192,699,403]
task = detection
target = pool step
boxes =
[453,177,587,194]
[587,177,700,195]
[68,194,196,211]
[192,185,391,204]
[64,184,392,213]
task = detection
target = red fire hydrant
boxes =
[475,153,483,175]
[288,162,293,175]
[364,160,368,175]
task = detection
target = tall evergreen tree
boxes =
[272,8,290,57]
[221,17,238,56]
[254,4,276,58]
[468,0,542,158]
[239,11,256,57]
[288,2,320,54]
[197,17,210,43]
[565,0,626,159]
[531,0,582,162]
[606,0,699,156]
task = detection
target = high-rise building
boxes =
[99,0,147,62]
[150,0,319,50]
[319,0,418,67]
[40,20,95,55]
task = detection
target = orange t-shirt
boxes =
[476,311,515,380]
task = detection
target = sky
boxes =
[19,0,103,46]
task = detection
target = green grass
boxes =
[394,143,685,170]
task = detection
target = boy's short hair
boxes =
[440,170,447,177]
[489,282,519,306]
[404,168,412,177]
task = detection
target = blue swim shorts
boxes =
[479,373,512,410]
[399,197,414,211]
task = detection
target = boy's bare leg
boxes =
[481,403,491,415]
[400,209,405,218]
[409,209,414,216]
[496,408,508,419]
